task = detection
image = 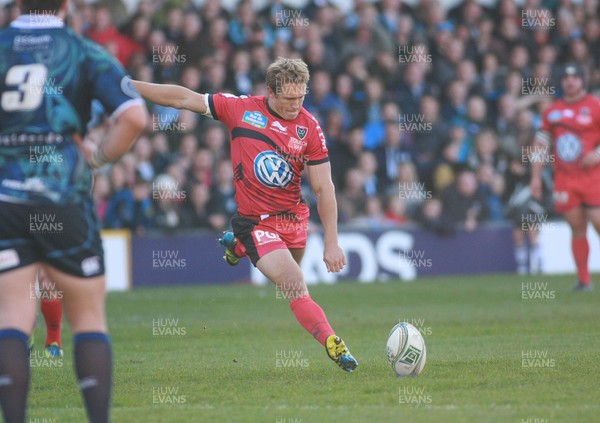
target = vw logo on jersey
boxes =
[556,133,582,163]
[254,151,294,188]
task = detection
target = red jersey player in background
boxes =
[530,63,600,292]
[133,57,358,372]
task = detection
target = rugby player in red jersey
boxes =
[133,57,358,371]
[530,63,600,291]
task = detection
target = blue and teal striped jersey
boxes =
[0,14,143,205]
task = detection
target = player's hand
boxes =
[530,177,542,200]
[580,151,600,169]
[80,137,110,169]
[80,138,97,164]
[323,243,346,273]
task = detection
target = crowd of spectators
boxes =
[1,0,599,236]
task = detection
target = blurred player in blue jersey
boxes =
[0,0,148,422]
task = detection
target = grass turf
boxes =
[28,273,599,423]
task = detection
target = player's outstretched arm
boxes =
[308,162,346,273]
[85,104,148,168]
[132,80,207,114]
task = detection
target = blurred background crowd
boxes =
[1,0,599,236]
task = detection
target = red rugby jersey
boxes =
[540,94,600,177]
[206,93,329,217]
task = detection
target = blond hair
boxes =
[266,57,310,93]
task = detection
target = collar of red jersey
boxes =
[265,98,286,121]
[12,15,65,29]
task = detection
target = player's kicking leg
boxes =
[218,232,245,266]
[257,249,358,372]
[562,206,593,291]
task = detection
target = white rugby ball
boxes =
[386,322,427,377]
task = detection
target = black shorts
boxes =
[0,198,104,277]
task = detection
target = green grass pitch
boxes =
[28,274,599,423]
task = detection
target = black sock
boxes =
[0,329,29,423]
[74,332,112,423]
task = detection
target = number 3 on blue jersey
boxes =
[1,63,48,112]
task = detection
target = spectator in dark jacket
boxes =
[413,95,449,192]
[207,160,237,231]
[440,167,489,233]
[104,163,135,229]
[181,183,212,230]
[330,126,364,190]
[374,121,412,188]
